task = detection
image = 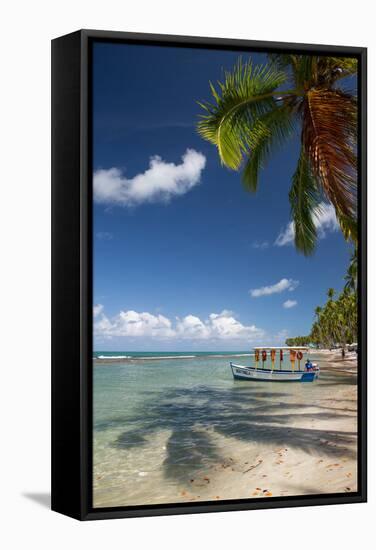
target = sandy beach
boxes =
[93,350,358,507]
[185,352,357,503]
[179,356,357,503]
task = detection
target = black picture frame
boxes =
[51,29,367,520]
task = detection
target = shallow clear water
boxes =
[93,352,356,507]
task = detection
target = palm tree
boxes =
[290,254,358,350]
[327,288,336,301]
[345,247,358,292]
[313,306,324,348]
[197,55,358,255]
[314,306,322,319]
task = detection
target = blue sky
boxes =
[92,42,354,351]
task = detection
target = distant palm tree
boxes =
[197,55,358,255]
[313,306,324,347]
[345,247,358,292]
[327,288,336,301]
[314,306,322,318]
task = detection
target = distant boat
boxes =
[230,347,319,383]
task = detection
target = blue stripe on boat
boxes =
[232,374,305,382]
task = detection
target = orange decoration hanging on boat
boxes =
[290,350,297,361]
[270,349,276,361]
[255,349,260,362]
[297,351,303,361]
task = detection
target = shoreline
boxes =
[93,348,357,364]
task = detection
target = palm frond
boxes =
[293,56,318,89]
[336,208,358,242]
[267,54,298,72]
[303,88,357,220]
[289,150,321,255]
[326,57,358,79]
[196,54,358,257]
[197,59,289,170]
[242,105,296,192]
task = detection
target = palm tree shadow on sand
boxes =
[108,373,357,485]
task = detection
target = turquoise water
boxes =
[93,351,253,360]
[93,351,354,507]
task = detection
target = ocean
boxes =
[93,351,354,507]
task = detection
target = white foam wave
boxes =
[97,355,132,359]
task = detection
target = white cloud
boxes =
[94,307,264,342]
[283,299,297,309]
[275,202,339,247]
[93,304,104,318]
[93,149,206,207]
[275,222,295,247]
[95,309,175,339]
[176,314,210,339]
[251,241,269,250]
[315,203,340,235]
[250,278,299,298]
[96,231,113,240]
[206,310,263,340]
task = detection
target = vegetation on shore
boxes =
[286,250,357,350]
[285,335,311,347]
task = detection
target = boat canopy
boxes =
[253,346,309,351]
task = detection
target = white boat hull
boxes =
[230,362,318,382]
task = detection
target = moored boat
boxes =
[230,347,319,383]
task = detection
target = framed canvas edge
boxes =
[52,29,367,521]
[80,28,367,55]
[52,30,84,520]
